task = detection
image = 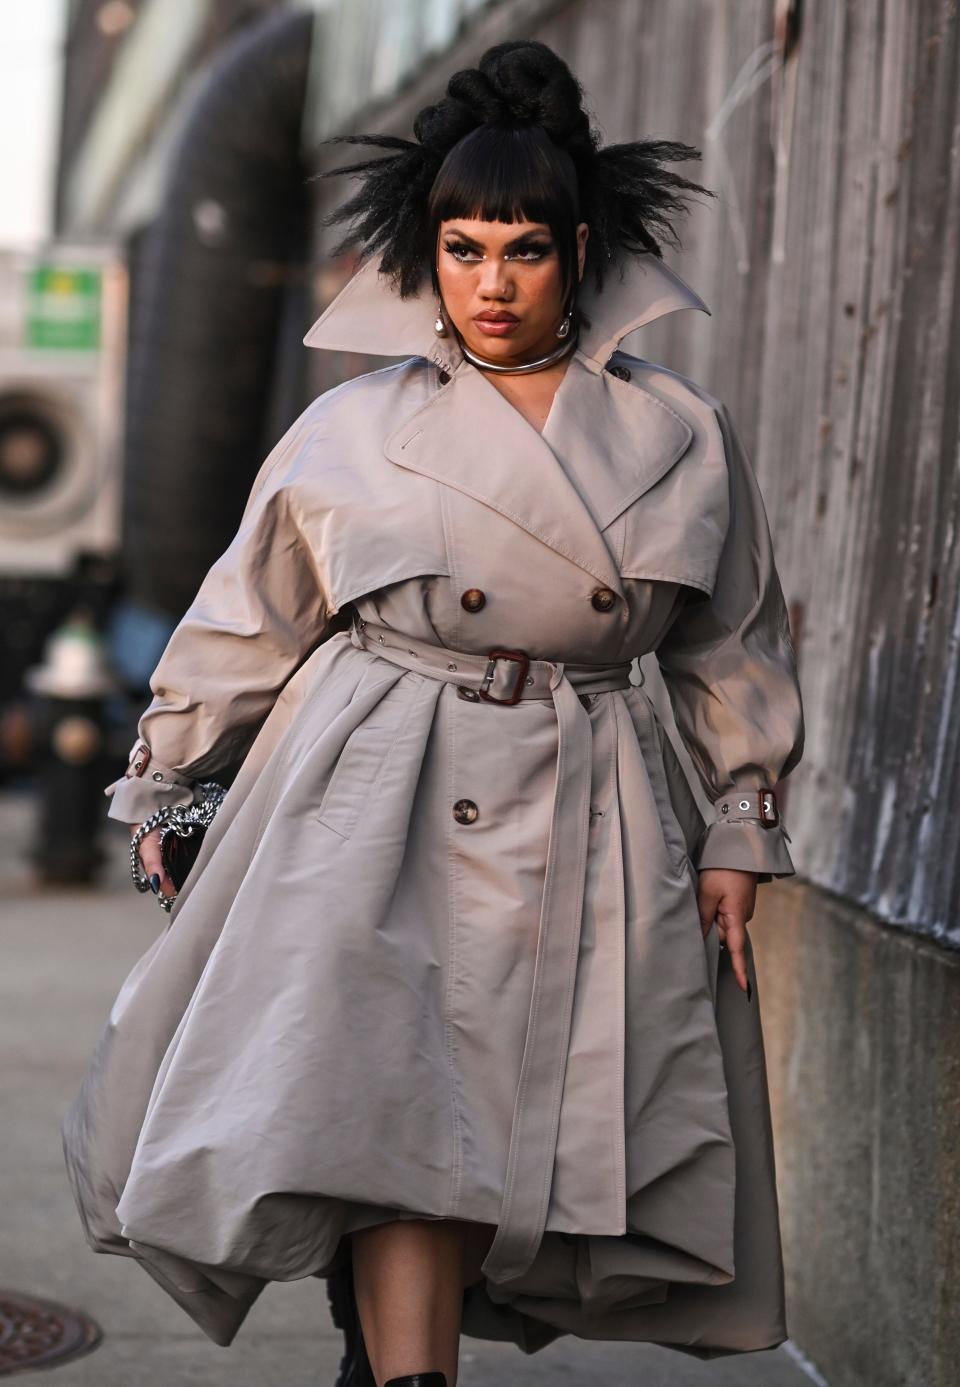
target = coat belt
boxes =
[350,615,635,1284]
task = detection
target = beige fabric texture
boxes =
[63,249,805,1360]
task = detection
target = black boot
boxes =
[325,1259,376,1387]
[383,1377,447,1386]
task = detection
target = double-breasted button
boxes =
[591,587,617,612]
[607,364,631,381]
[437,368,451,385]
[453,798,479,824]
[460,588,486,612]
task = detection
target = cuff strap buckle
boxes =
[718,789,780,828]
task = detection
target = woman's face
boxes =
[436,216,589,366]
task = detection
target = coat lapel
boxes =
[383,357,628,596]
[304,249,711,592]
[540,353,696,531]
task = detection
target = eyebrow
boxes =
[442,227,552,250]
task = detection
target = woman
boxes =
[63,39,804,1387]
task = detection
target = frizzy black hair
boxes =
[312,39,716,300]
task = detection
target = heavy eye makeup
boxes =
[442,236,554,263]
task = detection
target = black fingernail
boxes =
[150,874,160,894]
[746,978,753,1002]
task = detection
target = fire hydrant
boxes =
[23,609,118,884]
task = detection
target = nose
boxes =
[477,256,513,300]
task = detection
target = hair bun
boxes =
[446,40,594,154]
[443,69,506,127]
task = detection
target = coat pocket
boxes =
[316,723,402,840]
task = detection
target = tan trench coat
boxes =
[62,249,805,1361]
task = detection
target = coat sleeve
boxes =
[105,416,333,826]
[654,401,805,882]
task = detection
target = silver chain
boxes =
[128,781,227,913]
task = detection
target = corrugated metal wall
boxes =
[309,0,960,946]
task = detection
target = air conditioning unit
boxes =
[0,244,127,575]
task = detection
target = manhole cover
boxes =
[0,1290,102,1376]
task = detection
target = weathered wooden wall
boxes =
[308,0,960,947]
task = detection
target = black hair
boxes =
[313,39,716,302]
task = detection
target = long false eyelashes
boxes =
[442,238,553,263]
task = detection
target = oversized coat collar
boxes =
[303,251,712,598]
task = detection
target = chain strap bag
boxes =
[128,782,227,912]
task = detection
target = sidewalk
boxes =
[0,787,818,1385]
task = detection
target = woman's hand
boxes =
[130,824,176,900]
[696,867,758,996]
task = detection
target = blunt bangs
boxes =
[426,124,582,302]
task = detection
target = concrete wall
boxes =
[755,887,960,1387]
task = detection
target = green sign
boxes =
[25,267,102,351]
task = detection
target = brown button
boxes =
[460,588,486,612]
[591,587,617,612]
[453,798,479,825]
[607,364,631,381]
[437,368,451,385]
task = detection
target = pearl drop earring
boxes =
[434,299,448,336]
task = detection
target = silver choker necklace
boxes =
[457,327,579,375]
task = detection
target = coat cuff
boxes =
[104,740,200,826]
[692,818,796,883]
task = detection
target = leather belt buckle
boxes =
[759,790,779,827]
[477,649,530,706]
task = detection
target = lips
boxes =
[473,311,520,337]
